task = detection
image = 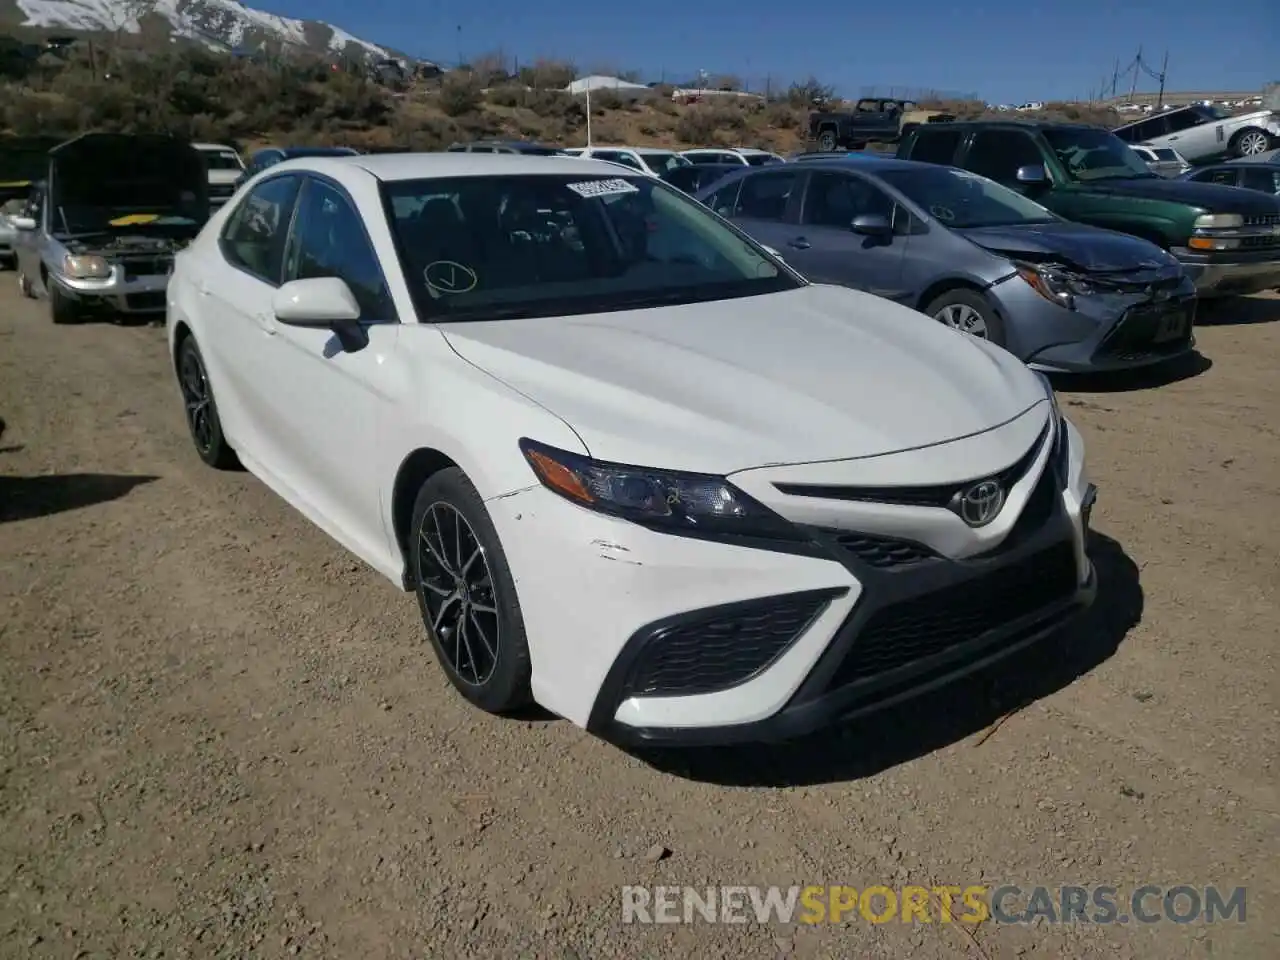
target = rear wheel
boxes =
[926,289,1008,347]
[176,336,238,469]
[1231,127,1271,158]
[818,129,837,152]
[411,467,532,714]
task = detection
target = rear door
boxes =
[196,174,303,465]
[786,170,910,301]
[1163,108,1218,162]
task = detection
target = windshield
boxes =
[1152,148,1178,161]
[202,151,243,170]
[516,146,567,156]
[639,152,689,174]
[875,166,1058,229]
[54,182,203,233]
[1042,127,1155,181]
[383,173,797,321]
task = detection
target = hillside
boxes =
[0,43,1127,155]
[0,0,393,60]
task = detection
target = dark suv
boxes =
[898,121,1280,297]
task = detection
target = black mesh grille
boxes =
[625,591,837,697]
[1243,213,1280,228]
[825,541,1079,688]
[832,532,938,569]
[120,258,171,280]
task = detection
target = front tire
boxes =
[176,336,238,469]
[49,282,81,324]
[1231,127,1271,158]
[818,129,837,152]
[17,270,34,298]
[411,467,532,714]
[925,288,1008,347]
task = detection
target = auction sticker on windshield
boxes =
[566,178,640,199]
[424,260,478,298]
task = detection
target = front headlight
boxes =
[1015,263,1092,309]
[519,439,804,542]
[1193,213,1244,230]
[63,254,111,279]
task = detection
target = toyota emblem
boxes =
[953,479,1005,528]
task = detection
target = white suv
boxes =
[1114,104,1280,161]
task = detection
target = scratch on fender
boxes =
[590,539,631,552]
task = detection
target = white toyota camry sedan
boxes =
[166,152,1098,746]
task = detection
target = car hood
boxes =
[439,284,1045,475]
[957,221,1179,273]
[49,133,209,224]
[1074,175,1280,214]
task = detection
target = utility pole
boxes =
[1111,58,1120,99]
[1156,50,1168,109]
[1129,45,1141,100]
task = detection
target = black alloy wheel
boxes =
[177,337,238,469]
[411,467,531,713]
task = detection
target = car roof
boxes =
[786,156,930,174]
[279,152,637,182]
[914,119,1100,133]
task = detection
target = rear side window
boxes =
[905,128,962,165]
[220,175,301,284]
[1189,168,1239,187]
[731,171,799,220]
[1240,168,1280,194]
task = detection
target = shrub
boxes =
[439,75,484,117]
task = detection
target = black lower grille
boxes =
[825,541,1079,688]
[624,590,839,697]
[124,291,166,311]
[1096,299,1194,361]
[832,532,938,569]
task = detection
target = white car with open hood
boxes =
[14,133,209,322]
[166,152,1098,746]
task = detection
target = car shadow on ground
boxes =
[1050,350,1211,395]
[629,532,1142,787]
[0,473,159,523]
[1194,295,1280,327]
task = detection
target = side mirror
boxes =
[10,216,36,231]
[851,213,893,236]
[272,277,367,351]
[1015,164,1048,184]
[272,277,362,325]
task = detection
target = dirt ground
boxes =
[1,284,1277,959]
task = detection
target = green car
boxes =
[898,121,1280,297]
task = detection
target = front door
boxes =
[784,170,909,302]
[260,175,402,558]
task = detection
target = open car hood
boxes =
[0,135,62,202]
[48,133,209,234]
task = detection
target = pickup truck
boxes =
[808,98,954,151]
[897,120,1280,297]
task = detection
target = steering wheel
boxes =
[929,204,956,223]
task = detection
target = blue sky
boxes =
[269,0,1276,104]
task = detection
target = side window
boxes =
[687,154,718,165]
[613,154,645,170]
[1191,168,1239,187]
[1240,168,1280,194]
[732,171,799,220]
[704,179,742,216]
[1164,110,1203,134]
[962,131,1044,184]
[906,128,962,165]
[802,172,894,228]
[283,178,396,322]
[220,176,301,283]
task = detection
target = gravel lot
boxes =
[1,286,1277,959]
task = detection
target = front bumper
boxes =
[1175,248,1280,297]
[487,415,1097,746]
[51,263,171,313]
[993,274,1197,374]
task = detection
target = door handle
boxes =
[787,237,811,250]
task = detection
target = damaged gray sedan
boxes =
[701,157,1197,373]
[12,133,208,323]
